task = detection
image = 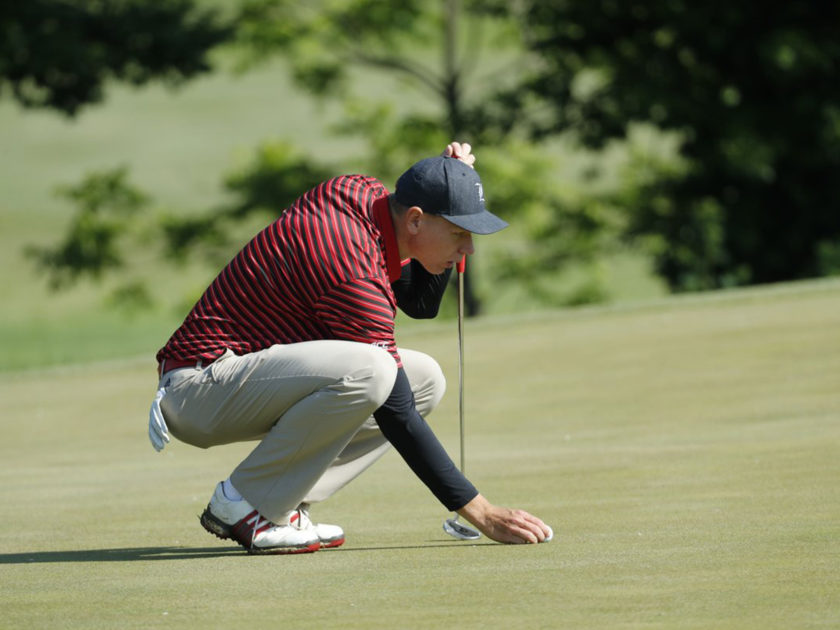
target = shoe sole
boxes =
[199,507,320,555]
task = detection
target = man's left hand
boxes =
[443,142,476,168]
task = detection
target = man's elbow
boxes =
[400,304,440,319]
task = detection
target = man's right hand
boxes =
[457,493,553,544]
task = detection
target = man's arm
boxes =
[374,368,552,544]
[392,261,451,319]
[373,368,477,510]
[319,280,476,505]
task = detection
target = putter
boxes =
[443,256,482,541]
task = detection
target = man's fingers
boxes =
[541,525,554,543]
[451,142,475,166]
[443,142,476,167]
[509,511,553,543]
[463,498,552,545]
[523,512,553,541]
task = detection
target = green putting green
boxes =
[1,279,837,628]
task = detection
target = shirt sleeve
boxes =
[391,260,452,319]
[374,367,479,511]
[316,277,402,365]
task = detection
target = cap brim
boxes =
[441,210,509,235]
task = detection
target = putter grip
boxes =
[457,256,466,273]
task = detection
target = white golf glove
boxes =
[148,387,170,452]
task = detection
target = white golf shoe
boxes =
[296,502,345,549]
[200,482,322,554]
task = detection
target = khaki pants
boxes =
[159,341,445,522]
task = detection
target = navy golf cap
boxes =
[394,156,508,235]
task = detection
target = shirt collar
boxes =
[372,194,404,283]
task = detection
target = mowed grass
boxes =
[0,278,838,629]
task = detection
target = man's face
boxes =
[410,212,475,274]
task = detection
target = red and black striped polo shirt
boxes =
[156,174,405,368]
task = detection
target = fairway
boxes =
[1,279,838,629]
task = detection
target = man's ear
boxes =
[405,206,424,235]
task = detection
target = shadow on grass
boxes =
[0,541,496,564]
[0,546,244,563]
[335,541,497,552]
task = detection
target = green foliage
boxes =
[231,0,553,315]
[104,280,155,314]
[507,0,840,291]
[27,143,334,305]
[15,0,840,308]
[817,239,840,276]
[327,102,619,307]
[159,141,335,272]
[230,0,531,167]
[223,141,334,218]
[0,0,233,115]
[157,141,332,266]
[330,101,450,182]
[10,1,633,313]
[234,0,440,97]
[26,168,149,289]
[479,142,624,306]
[158,213,229,265]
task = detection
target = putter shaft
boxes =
[457,260,465,477]
[443,258,481,541]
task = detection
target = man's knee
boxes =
[331,344,397,413]
[400,349,446,416]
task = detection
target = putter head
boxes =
[443,517,481,541]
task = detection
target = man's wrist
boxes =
[456,492,488,524]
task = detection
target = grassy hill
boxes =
[1,278,837,628]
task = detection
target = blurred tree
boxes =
[23,0,627,314]
[0,0,232,116]
[161,141,333,266]
[495,0,840,290]
[26,167,150,288]
[23,1,840,310]
[27,143,331,308]
[230,0,548,314]
[28,0,618,314]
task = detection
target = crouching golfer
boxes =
[148,142,552,554]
